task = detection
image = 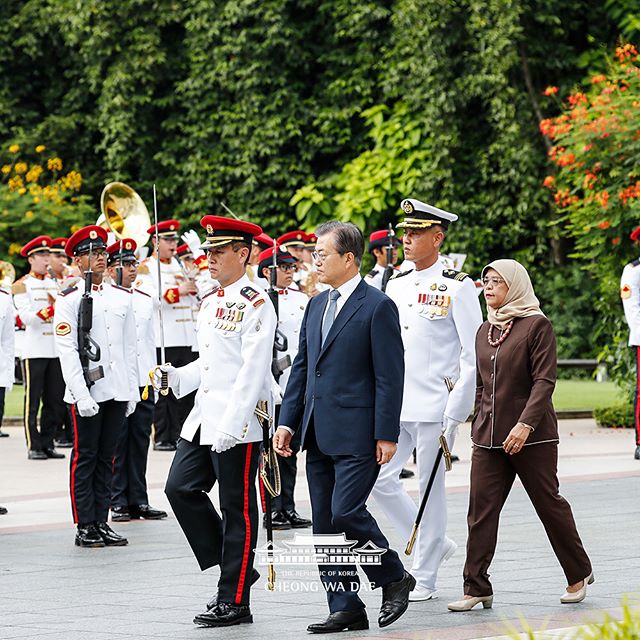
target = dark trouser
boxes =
[153,346,196,444]
[112,390,154,508]
[272,429,300,513]
[464,443,592,596]
[55,405,75,443]
[22,357,66,452]
[69,400,127,525]
[634,347,640,446]
[165,431,260,606]
[0,387,5,428]
[305,424,405,613]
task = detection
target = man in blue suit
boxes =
[274,221,414,633]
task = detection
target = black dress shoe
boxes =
[95,521,128,546]
[0,506,7,515]
[635,445,640,460]
[451,454,460,462]
[0,429,9,437]
[194,602,253,627]
[264,511,291,530]
[111,506,130,522]
[206,569,260,610]
[44,448,65,459]
[75,524,105,548]
[54,439,73,449]
[27,449,47,460]
[399,467,415,479]
[153,441,176,451]
[284,509,312,528]
[378,570,416,628]
[129,504,167,520]
[307,610,369,633]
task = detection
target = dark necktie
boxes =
[321,289,341,345]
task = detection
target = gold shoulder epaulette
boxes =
[11,280,26,295]
[442,269,469,281]
[389,269,413,281]
[137,263,150,275]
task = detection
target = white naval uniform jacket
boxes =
[53,281,139,405]
[12,274,59,359]
[133,288,157,388]
[275,286,308,393]
[364,264,384,290]
[621,258,640,346]
[136,256,196,349]
[385,262,482,424]
[172,274,277,445]
[0,289,15,389]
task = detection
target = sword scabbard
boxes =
[405,524,418,556]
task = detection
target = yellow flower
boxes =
[32,197,40,204]
[26,165,43,183]
[8,175,24,191]
[18,187,26,195]
[25,210,34,219]
[60,170,82,191]
[70,224,82,233]
[29,184,42,196]
[14,162,27,174]
[35,145,46,153]
[8,242,22,256]
[47,157,63,171]
[1,165,11,175]
[8,144,20,154]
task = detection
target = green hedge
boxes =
[594,403,634,429]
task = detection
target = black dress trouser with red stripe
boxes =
[69,400,127,525]
[635,347,640,446]
[165,430,259,606]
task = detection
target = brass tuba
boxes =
[0,260,15,288]
[98,182,151,247]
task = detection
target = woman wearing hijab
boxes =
[448,259,593,611]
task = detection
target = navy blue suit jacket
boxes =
[279,278,404,456]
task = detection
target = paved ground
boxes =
[1,419,639,640]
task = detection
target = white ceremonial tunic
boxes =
[133,288,157,387]
[274,287,308,392]
[171,274,276,445]
[12,274,59,359]
[364,264,384,290]
[372,261,482,592]
[53,281,139,405]
[621,259,640,346]
[135,256,196,349]
[0,289,15,389]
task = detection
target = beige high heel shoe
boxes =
[447,595,493,611]
[560,573,594,603]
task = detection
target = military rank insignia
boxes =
[55,322,71,336]
[621,284,632,299]
[240,286,259,301]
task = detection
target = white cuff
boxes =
[278,425,295,435]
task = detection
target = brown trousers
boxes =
[464,443,592,596]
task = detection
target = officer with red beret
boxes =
[163,215,276,628]
[12,235,66,460]
[136,220,198,451]
[364,229,402,291]
[53,225,140,548]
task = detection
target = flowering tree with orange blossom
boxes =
[541,43,640,390]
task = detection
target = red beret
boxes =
[257,247,298,275]
[147,219,180,239]
[304,233,317,247]
[20,235,53,258]
[368,229,401,250]
[65,226,108,257]
[253,232,275,249]
[277,230,307,248]
[176,243,192,257]
[106,238,137,264]
[630,226,640,242]
[200,215,262,249]
[50,237,68,254]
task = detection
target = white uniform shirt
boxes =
[621,259,640,346]
[172,274,277,445]
[385,262,482,423]
[53,281,140,405]
[274,287,308,392]
[364,264,384,290]
[133,288,157,387]
[136,256,196,349]
[12,273,59,359]
[0,289,15,389]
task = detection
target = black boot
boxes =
[75,523,105,548]
[95,521,128,546]
[206,569,260,610]
[129,504,167,520]
[111,506,130,522]
[194,602,253,627]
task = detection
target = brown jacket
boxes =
[471,315,559,448]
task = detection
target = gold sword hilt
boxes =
[439,434,453,472]
[405,524,418,556]
[267,564,276,591]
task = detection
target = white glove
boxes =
[125,400,137,417]
[77,396,100,418]
[212,431,240,454]
[181,230,205,259]
[152,363,180,390]
[442,416,461,450]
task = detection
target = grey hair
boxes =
[315,221,364,266]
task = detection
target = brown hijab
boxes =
[482,259,545,329]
